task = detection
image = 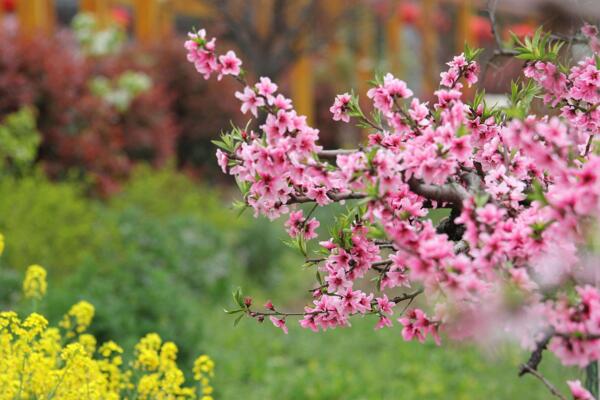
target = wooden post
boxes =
[80,0,111,27]
[386,0,403,76]
[289,2,315,124]
[134,0,160,44]
[157,0,173,37]
[323,0,343,78]
[420,0,437,95]
[357,5,374,91]
[256,0,272,39]
[17,0,53,37]
[456,0,473,52]
[172,0,213,18]
[45,0,55,32]
[290,42,314,125]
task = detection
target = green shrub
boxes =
[43,207,244,364]
[0,107,41,175]
[0,172,103,276]
[110,165,242,229]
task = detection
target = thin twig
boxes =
[519,365,568,400]
[584,133,595,157]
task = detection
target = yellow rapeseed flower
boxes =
[23,264,47,300]
[59,300,95,336]
[0,248,217,399]
[0,233,4,256]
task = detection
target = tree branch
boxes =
[408,177,470,209]
[519,329,554,377]
[519,365,568,400]
[317,149,359,159]
[288,191,367,204]
[390,288,424,304]
[518,330,568,400]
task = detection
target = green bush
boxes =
[0,166,583,398]
[0,107,41,175]
[0,165,279,363]
[44,206,244,360]
[109,165,242,229]
[0,172,102,276]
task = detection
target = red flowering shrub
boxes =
[0,28,177,194]
[131,39,242,178]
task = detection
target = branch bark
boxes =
[408,177,470,209]
[518,330,568,400]
[519,365,568,400]
[519,329,554,377]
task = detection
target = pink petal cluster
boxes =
[269,316,288,334]
[184,29,242,80]
[284,210,320,240]
[330,92,352,122]
[547,286,600,367]
[398,308,440,344]
[568,380,596,400]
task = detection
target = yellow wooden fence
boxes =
[8,0,476,122]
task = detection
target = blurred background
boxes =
[0,1,597,398]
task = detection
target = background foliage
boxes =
[0,165,585,399]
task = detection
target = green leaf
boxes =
[316,270,323,285]
[464,42,483,61]
[233,287,244,308]
[527,179,548,206]
[233,313,245,326]
[475,193,490,208]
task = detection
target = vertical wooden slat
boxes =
[134,0,159,44]
[45,0,55,32]
[357,5,373,90]
[255,0,272,39]
[80,0,111,28]
[420,0,437,95]
[17,0,33,36]
[289,1,315,124]
[290,38,314,125]
[456,0,473,52]
[158,0,173,37]
[323,0,343,78]
[17,0,53,37]
[386,0,403,76]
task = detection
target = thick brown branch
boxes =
[461,171,484,193]
[408,178,470,209]
[519,329,554,377]
[288,192,367,204]
[317,149,359,159]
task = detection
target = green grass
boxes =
[0,167,587,399]
[200,306,581,400]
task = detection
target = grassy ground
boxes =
[201,306,579,400]
[0,169,585,399]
